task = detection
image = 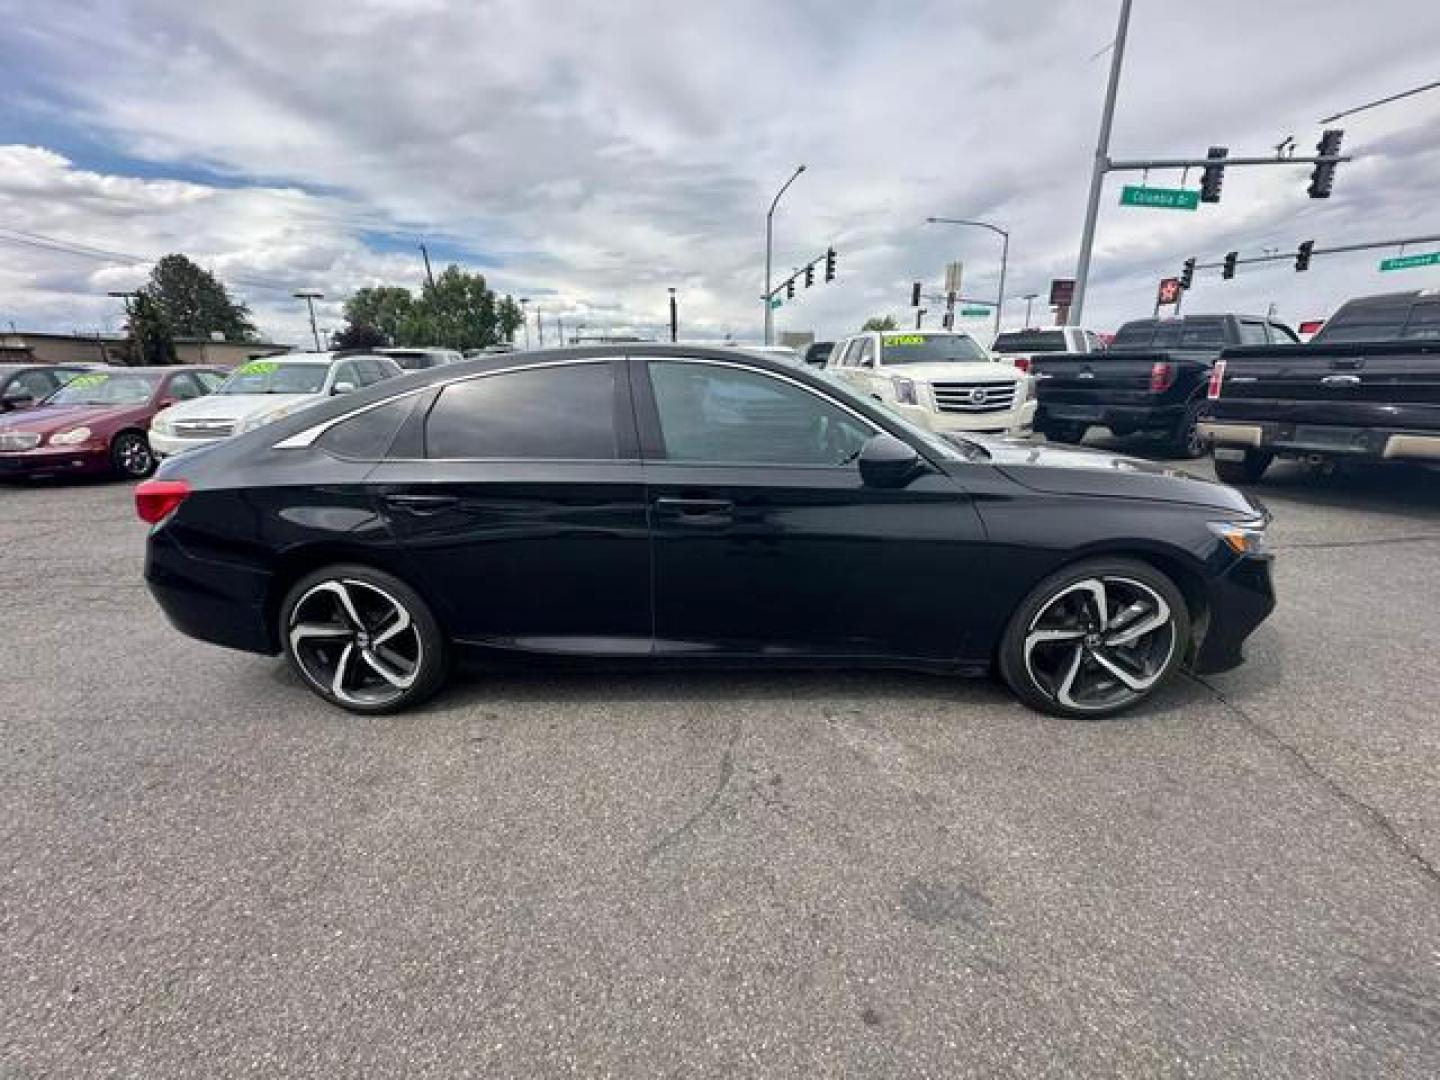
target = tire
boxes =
[1168,400,1207,459]
[1043,421,1088,444]
[997,557,1192,720]
[279,564,449,715]
[1213,450,1273,485]
[110,430,156,479]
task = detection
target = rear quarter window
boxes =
[317,396,418,460]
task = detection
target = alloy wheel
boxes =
[115,434,154,477]
[288,578,423,708]
[1022,576,1177,713]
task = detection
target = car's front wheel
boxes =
[998,558,1191,719]
[280,565,448,714]
[110,431,156,478]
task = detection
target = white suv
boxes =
[150,352,402,458]
[824,330,1035,436]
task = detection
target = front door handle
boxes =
[654,497,734,519]
[382,493,460,514]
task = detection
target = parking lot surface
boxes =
[3,451,1439,1077]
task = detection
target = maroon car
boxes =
[0,366,225,480]
[0,364,93,413]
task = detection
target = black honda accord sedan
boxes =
[137,345,1275,719]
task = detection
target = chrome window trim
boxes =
[273,357,614,449]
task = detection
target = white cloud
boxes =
[2,0,1440,344]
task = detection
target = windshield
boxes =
[43,371,159,406]
[217,360,327,395]
[880,333,989,366]
[809,367,984,463]
[992,330,1067,354]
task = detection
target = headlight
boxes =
[48,427,92,446]
[892,377,918,405]
[1208,519,1269,555]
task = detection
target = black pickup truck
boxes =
[1200,290,1440,483]
[1032,314,1300,457]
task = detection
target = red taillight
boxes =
[1149,361,1176,393]
[1207,359,1227,400]
[135,478,190,524]
[1013,356,1031,373]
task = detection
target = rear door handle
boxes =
[382,493,460,514]
[654,497,734,518]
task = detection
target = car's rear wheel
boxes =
[1213,450,1273,484]
[1043,421,1088,444]
[280,565,448,715]
[110,431,156,478]
[1168,401,1207,459]
[998,558,1191,720]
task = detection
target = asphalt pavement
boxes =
[2,446,1438,1078]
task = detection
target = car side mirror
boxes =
[857,433,922,488]
[157,396,176,409]
[1,392,34,411]
[332,381,357,395]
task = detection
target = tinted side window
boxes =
[1401,302,1440,340]
[1236,321,1269,346]
[648,360,872,466]
[318,396,417,460]
[196,371,225,391]
[1267,323,1300,344]
[855,338,876,367]
[330,361,360,389]
[167,373,204,400]
[13,371,57,399]
[355,358,386,385]
[425,363,618,460]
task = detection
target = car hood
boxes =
[965,435,1261,515]
[162,392,324,424]
[884,362,1021,383]
[0,401,149,436]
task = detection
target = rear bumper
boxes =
[145,524,278,655]
[1037,400,1182,432]
[1193,554,1276,675]
[0,445,109,478]
[1200,419,1440,463]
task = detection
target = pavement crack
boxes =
[1186,673,1440,891]
[643,715,742,865]
[1274,534,1440,552]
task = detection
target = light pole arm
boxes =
[763,164,806,345]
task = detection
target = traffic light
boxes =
[910,281,922,307]
[1308,129,1343,198]
[1295,240,1314,272]
[824,247,836,283]
[786,277,795,300]
[1180,258,1196,290]
[805,264,815,288]
[1199,146,1228,203]
[1222,251,1238,280]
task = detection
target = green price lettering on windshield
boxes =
[886,334,927,346]
[65,374,106,389]
[237,361,278,376]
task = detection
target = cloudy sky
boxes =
[2,0,1439,347]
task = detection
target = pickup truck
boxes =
[1031,314,1300,457]
[1199,290,1440,483]
[991,326,1106,372]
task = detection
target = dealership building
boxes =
[0,331,289,368]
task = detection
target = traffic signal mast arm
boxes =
[1190,233,1440,275]
[764,248,834,299]
[1105,153,1351,170]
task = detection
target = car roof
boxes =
[252,352,343,365]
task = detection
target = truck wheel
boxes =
[1214,450,1273,484]
[1044,421,1088,444]
[1168,402,1207,459]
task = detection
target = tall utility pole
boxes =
[763,164,806,345]
[294,289,324,351]
[926,217,1010,336]
[519,298,531,350]
[1021,293,1039,327]
[419,243,436,289]
[668,287,678,342]
[1071,0,1133,327]
[537,308,545,347]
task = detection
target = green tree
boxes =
[331,322,388,350]
[340,285,415,346]
[861,316,897,332]
[122,293,178,365]
[143,254,257,341]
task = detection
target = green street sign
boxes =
[769,297,783,309]
[960,307,991,317]
[1119,185,1200,211]
[1379,251,1440,272]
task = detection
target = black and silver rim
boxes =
[116,435,153,476]
[1023,576,1177,713]
[288,579,422,707]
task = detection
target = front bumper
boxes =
[895,399,1036,435]
[1200,419,1440,463]
[1193,554,1276,674]
[0,444,109,477]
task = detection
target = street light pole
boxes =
[1021,293,1039,328]
[763,164,806,346]
[519,298,531,350]
[925,217,1010,336]
[1070,0,1133,326]
[293,290,324,351]
[668,287,678,343]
